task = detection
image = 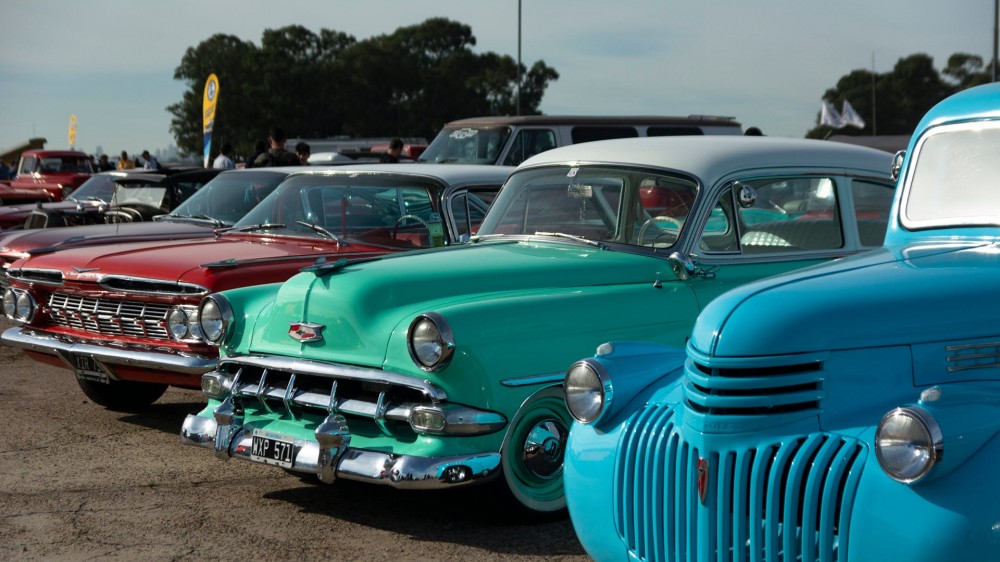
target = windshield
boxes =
[479,165,699,248]
[418,126,512,164]
[167,171,287,225]
[231,173,444,248]
[35,155,94,174]
[68,174,117,203]
[902,120,1000,229]
[110,183,168,209]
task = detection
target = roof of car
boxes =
[20,149,90,157]
[287,163,515,185]
[519,135,893,178]
[443,115,741,127]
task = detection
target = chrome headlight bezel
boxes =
[167,305,202,342]
[4,288,36,323]
[564,358,612,424]
[201,371,233,398]
[406,312,455,372]
[198,294,233,346]
[875,406,943,484]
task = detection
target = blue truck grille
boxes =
[614,404,867,562]
[684,360,824,416]
[46,292,171,340]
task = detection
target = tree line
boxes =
[168,18,558,159]
[808,52,995,138]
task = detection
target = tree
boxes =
[807,53,990,139]
[166,18,559,158]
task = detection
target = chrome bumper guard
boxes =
[0,326,216,375]
[181,410,501,489]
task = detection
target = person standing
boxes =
[141,150,160,170]
[117,151,135,170]
[380,137,404,163]
[253,127,300,167]
[245,139,267,169]
[0,159,11,180]
[97,154,115,171]
[213,143,236,170]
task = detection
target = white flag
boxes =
[820,101,842,128]
[840,100,866,129]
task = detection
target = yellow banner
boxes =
[202,73,220,167]
[68,114,77,148]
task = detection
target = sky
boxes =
[1,0,995,158]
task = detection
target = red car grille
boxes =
[47,292,172,340]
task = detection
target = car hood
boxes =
[0,220,216,259]
[691,241,1000,357]
[17,234,384,287]
[248,239,669,363]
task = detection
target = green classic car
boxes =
[181,136,895,512]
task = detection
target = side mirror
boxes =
[668,251,697,281]
[891,150,906,182]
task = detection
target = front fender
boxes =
[217,282,283,356]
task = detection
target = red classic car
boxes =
[1,164,510,409]
[0,167,296,287]
[0,181,56,205]
[10,149,95,201]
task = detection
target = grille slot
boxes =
[615,403,866,562]
[47,292,171,340]
[684,361,824,416]
[946,341,1000,371]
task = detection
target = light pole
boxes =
[517,0,522,115]
[993,0,998,81]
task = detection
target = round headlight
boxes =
[198,296,232,345]
[875,406,942,483]
[565,359,611,424]
[2,289,15,319]
[167,307,190,340]
[407,312,454,371]
[14,291,35,322]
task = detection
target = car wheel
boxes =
[75,378,168,411]
[499,386,571,513]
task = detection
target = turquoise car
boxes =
[563,84,1000,558]
[179,136,894,513]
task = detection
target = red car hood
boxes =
[18,233,396,288]
[0,220,216,259]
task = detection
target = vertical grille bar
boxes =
[782,435,823,561]
[800,437,839,562]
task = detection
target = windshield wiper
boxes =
[235,223,287,233]
[296,220,347,246]
[534,231,605,248]
[159,214,225,227]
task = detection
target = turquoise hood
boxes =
[691,241,1000,357]
[247,239,674,367]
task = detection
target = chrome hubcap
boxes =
[521,418,566,480]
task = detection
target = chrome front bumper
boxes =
[181,411,501,490]
[1,326,217,376]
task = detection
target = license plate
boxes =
[250,429,295,468]
[64,352,111,384]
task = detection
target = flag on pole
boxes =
[202,73,220,168]
[820,101,842,128]
[840,100,866,129]
[68,114,77,148]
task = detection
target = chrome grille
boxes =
[684,360,824,416]
[219,361,434,428]
[47,292,171,340]
[615,404,866,562]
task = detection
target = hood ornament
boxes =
[289,322,325,343]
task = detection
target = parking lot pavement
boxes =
[0,319,589,561]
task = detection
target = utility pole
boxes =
[994,0,998,81]
[517,0,522,115]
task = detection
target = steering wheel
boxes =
[637,215,683,247]
[391,214,430,241]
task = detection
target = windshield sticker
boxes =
[567,167,579,178]
[449,128,478,140]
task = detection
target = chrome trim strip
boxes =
[221,354,448,401]
[1,326,216,375]
[180,414,500,490]
[6,267,64,285]
[97,274,209,296]
[500,372,565,387]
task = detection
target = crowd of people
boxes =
[1,128,406,181]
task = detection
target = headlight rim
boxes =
[2,288,16,319]
[875,405,943,484]
[198,294,233,346]
[9,289,36,323]
[406,312,455,372]
[564,358,612,425]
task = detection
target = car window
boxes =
[18,157,38,175]
[419,126,511,164]
[450,187,500,239]
[570,126,639,143]
[502,129,557,166]
[852,179,894,246]
[702,176,844,254]
[111,183,169,209]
